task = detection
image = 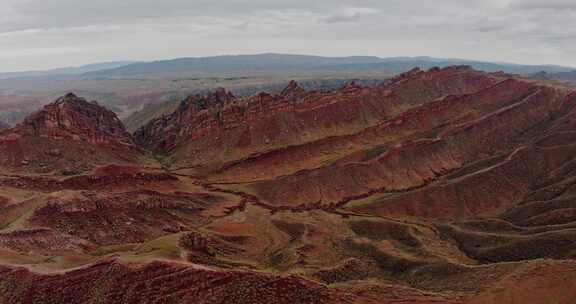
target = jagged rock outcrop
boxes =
[0,93,146,173]
[133,66,576,220]
[280,80,307,100]
[135,66,500,173]
[15,93,135,146]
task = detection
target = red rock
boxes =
[2,66,576,304]
[0,93,145,173]
[0,259,351,304]
[135,67,500,173]
[15,93,135,147]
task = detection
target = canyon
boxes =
[0,66,575,303]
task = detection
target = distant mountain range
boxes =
[1,54,574,80]
[532,70,576,83]
[0,61,137,80]
[85,54,575,79]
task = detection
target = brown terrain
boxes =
[1,66,576,303]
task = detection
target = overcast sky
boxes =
[1,0,575,72]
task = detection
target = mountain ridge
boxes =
[85,53,575,79]
[0,61,137,80]
[3,54,573,81]
[1,66,576,303]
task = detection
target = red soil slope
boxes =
[0,259,356,304]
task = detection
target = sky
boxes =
[1,0,576,72]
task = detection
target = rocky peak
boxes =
[397,67,423,79]
[15,93,134,147]
[338,80,364,93]
[379,67,424,88]
[280,80,306,99]
[56,93,81,103]
[212,88,235,102]
[438,65,474,73]
[178,88,236,114]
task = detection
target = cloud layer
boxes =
[1,0,575,72]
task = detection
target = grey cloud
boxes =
[1,0,309,32]
[2,0,460,32]
[324,7,380,24]
[510,0,576,10]
[1,0,576,72]
[475,24,507,33]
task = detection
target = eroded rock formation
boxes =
[0,94,145,173]
[135,66,499,173]
[1,67,576,304]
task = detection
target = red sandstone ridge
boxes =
[15,93,134,147]
[135,66,576,221]
[135,66,501,174]
[0,259,368,304]
[0,93,146,174]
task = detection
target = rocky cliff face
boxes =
[135,66,500,173]
[252,83,572,213]
[15,93,135,147]
[0,93,144,174]
[134,66,576,221]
